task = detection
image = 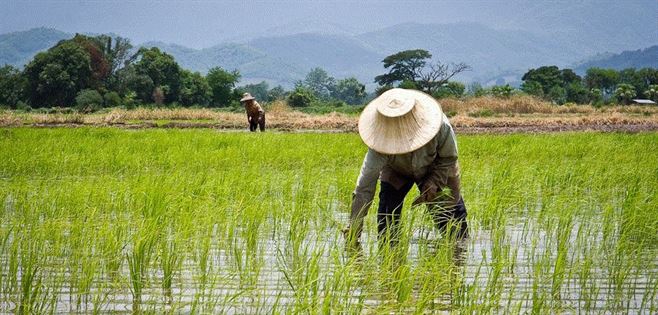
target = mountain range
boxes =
[1,23,657,89]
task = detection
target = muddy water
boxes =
[2,216,657,314]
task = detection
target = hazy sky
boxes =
[2,0,656,48]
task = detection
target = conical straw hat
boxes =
[358,88,443,154]
[240,93,256,102]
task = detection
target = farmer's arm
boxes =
[418,116,460,204]
[347,148,387,240]
[435,116,458,168]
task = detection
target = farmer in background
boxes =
[344,88,468,250]
[240,93,265,132]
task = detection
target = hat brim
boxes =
[240,96,255,102]
[358,89,443,155]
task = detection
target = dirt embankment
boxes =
[3,96,658,133]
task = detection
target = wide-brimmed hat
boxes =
[240,93,256,102]
[358,88,443,155]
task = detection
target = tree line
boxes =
[1,39,657,111]
[0,34,369,110]
[371,49,658,105]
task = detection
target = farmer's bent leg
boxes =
[258,113,265,131]
[377,181,413,245]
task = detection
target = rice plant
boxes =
[0,127,656,313]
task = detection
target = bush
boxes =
[104,92,122,107]
[434,81,466,99]
[491,84,514,99]
[75,89,103,112]
[287,86,316,107]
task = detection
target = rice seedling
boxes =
[0,127,656,313]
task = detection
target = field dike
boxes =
[2,96,658,133]
[1,129,657,313]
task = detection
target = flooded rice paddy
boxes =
[1,128,657,313]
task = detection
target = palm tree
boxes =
[614,84,636,105]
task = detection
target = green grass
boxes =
[0,128,657,313]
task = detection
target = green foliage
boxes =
[0,65,26,108]
[3,129,657,313]
[521,81,544,98]
[585,67,620,96]
[522,66,593,104]
[374,49,431,87]
[103,91,122,107]
[179,70,211,106]
[589,88,604,106]
[374,49,469,95]
[491,84,514,98]
[468,82,489,97]
[548,86,567,105]
[644,84,658,102]
[206,67,240,107]
[434,81,465,98]
[242,81,270,102]
[287,85,316,107]
[133,47,181,103]
[565,82,591,104]
[304,67,336,100]
[614,83,637,105]
[121,66,154,104]
[333,77,366,105]
[522,66,563,96]
[23,40,92,107]
[267,85,286,101]
[75,89,103,112]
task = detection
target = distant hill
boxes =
[0,28,70,66]
[574,46,658,74]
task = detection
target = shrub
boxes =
[75,89,103,112]
[287,86,316,107]
[491,84,514,99]
[104,92,122,107]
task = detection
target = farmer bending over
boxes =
[344,88,468,250]
[240,93,265,132]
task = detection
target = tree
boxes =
[304,68,336,100]
[0,65,26,108]
[614,83,636,104]
[548,86,567,105]
[491,84,514,98]
[565,82,590,104]
[637,68,658,97]
[121,65,155,104]
[521,80,544,98]
[644,84,658,102]
[375,49,431,87]
[23,40,92,107]
[267,85,286,101]
[521,66,563,96]
[99,36,134,91]
[132,47,181,104]
[375,49,469,95]
[560,69,582,86]
[287,85,316,107]
[416,61,470,95]
[179,70,211,106]
[333,77,366,105]
[206,67,241,107]
[585,68,619,97]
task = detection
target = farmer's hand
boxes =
[413,181,439,207]
[342,226,362,254]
